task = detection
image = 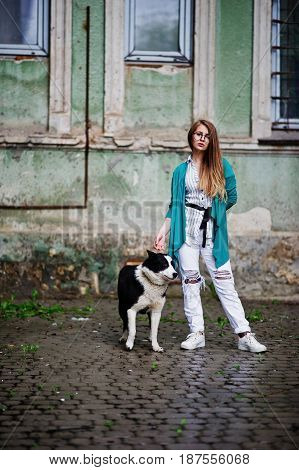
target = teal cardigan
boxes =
[165,158,237,270]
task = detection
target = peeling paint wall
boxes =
[215,0,253,136]
[0,60,49,133]
[0,0,298,299]
[1,149,298,297]
[124,66,193,130]
[0,149,84,206]
[71,0,105,131]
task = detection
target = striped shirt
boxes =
[185,155,213,247]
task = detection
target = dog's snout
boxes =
[172,272,178,279]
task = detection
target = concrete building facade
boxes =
[0,0,298,298]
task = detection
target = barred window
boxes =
[271,0,299,129]
[0,0,49,56]
[124,0,194,64]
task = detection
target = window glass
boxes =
[0,0,38,45]
[272,0,299,127]
[135,0,180,52]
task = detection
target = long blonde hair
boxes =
[188,119,226,200]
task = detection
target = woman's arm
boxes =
[223,159,237,210]
[225,174,237,210]
[153,172,174,250]
[153,217,171,251]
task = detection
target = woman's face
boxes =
[192,123,210,152]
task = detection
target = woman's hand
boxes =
[153,232,166,252]
[153,218,170,252]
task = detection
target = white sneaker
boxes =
[238,333,267,353]
[181,331,205,350]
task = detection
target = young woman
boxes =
[154,119,267,353]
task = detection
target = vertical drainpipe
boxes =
[84,6,90,207]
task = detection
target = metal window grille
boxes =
[0,0,49,56]
[124,0,194,63]
[271,0,299,129]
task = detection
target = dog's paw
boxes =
[125,340,134,351]
[119,333,128,343]
[152,345,164,353]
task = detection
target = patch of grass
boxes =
[233,364,241,371]
[36,384,44,391]
[246,308,265,323]
[176,418,187,436]
[151,361,158,371]
[104,420,115,430]
[8,389,16,399]
[160,311,186,324]
[216,315,229,336]
[64,392,75,400]
[0,290,95,321]
[20,344,39,355]
[51,385,61,393]
[215,370,225,376]
[235,393,245,400]
[271,299,280,305]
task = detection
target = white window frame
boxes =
[271,0,299,129]
[124,0,194,64]
[0,0,49,56]
[104,0,215,137]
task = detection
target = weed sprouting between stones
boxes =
[246,308,265,323]
[235,393,246,400]
[52,385,61,394]
[0,289,95,321]
[151,361,158,371]
[104,420,115,430]
[20,343,39,356]
[215,308,265,337]
[216,316,229,336]
[176,418,187,436]
[160,311,186,324]
[7,389,16,399]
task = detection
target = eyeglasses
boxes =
[193,131,210,141]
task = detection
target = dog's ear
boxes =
[146,249,156,257]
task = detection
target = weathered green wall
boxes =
[124,67,193,129]
[0,148,84,206]
[71,0,105,130]
[215,0,253,136]
[0,150,298,297]
[1,149,298,234]
[0,0,298,298]
[0,60,49,132]
[227,154,299,231]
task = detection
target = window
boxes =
[0,0,49,56]
[271,0,299,129]
[124,0,194,63]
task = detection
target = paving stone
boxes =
[0,297,298,449]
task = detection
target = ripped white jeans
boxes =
[178,239,251,335]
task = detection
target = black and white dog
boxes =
[117,250,178,352]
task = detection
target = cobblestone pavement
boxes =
[0,293,298,450]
